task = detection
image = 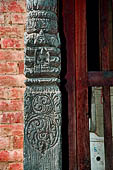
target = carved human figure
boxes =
[24,0,62,169]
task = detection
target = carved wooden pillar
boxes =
[24,0,62,169]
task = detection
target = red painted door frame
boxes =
[62,0,113,170]
[100,1,113,169]
[62,0,77,169]
[75,1,91,170]
[62,0,90,169]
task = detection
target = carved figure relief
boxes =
[34,48,50,73]
[26,18,58,34]
[24,0,62,169]
[25,31,60,47]
[26,0,57,12]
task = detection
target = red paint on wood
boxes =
[100,0,109,70]
[75,0,91,169]
[88,71,113,86]
[109,1,113,70]
[103,86,113,170]
[100,0,113,71]
[100,1,113,169]
[62,0,77,169]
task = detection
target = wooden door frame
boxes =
[62,0,113,170]
[62,0,77,169]
[62,0,90,169]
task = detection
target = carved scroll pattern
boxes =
[24,0,62,169]
[24,87,61,154]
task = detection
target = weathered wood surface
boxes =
[62,0,77,169]
[75,0,91,169]
[103,86,113,170]
[24,0,62,169]
[88,71,113,86]
[100,0,113,169]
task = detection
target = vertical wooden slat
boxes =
[103,86,113,170]
[62,0,77,169]
[100,0,113,169]
[75,0,91,169]
[100,0,113,70]
[109,0,113,70]
[100,0,110,70]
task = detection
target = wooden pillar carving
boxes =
[24,0,62,169]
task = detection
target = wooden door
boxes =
[62,0,113,170]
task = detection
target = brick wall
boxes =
[0,1,26,169]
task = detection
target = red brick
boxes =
[0,88,8,99]
[13,136,23,149]
[0,14,4,24]
[8,163,23,170]
[0,136,11,150]
[0,1,26,13]
[0,75,25,87]
[8,1,26,13]
[0,50,24,61]
[8,88,25,99]
[0,100,23,111]
[11,13,26,24]
[0,25,24,38]
[18,62,24,74]
[1,38,24,49]
[0,124,23,136]
[4,13,11,25]
[0,112,23,124]
[0,1,7,13]
[0,150,23,162]
[0,88,25,99]
[0,62,18,74]
[0,0,25,168]
[0,163,8,170]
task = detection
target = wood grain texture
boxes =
[75,0,91,169]
[100,0,113,169]
[24,0,62,169]
[103,86,113,170]
[62,0,77,169]
[88,71,113,86]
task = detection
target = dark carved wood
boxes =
[24,0,62,169]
